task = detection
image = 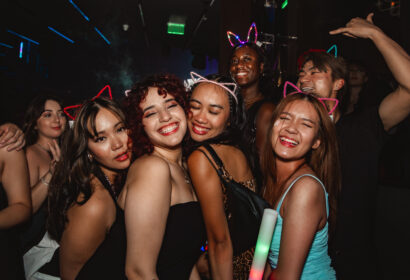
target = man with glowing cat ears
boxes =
[297,13,410,279]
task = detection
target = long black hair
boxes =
[47,98,127,241]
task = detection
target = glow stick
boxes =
[249,209,278,280]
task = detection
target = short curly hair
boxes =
[124,73,189,158]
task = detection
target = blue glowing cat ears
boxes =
[327,44,338,57]
[226,22,258,47]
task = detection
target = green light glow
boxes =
[281,0,288,9]
[167,22,185,35]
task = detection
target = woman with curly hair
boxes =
[118,74,206,280]
[43,98,131,279]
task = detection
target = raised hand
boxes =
[329,13,381,39]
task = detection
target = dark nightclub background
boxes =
[0,1,409,277]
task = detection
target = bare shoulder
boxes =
[187,147,216,174]
[69,183,115,228]
[287,175,325,205]
[129,154,170,175]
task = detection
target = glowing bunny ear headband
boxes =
[190,71,238,103]
[283,81,339,115]
[297,44,338,70]
[226,22,258,47]
[63,85,113,120]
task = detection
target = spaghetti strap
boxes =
[276,174,329,216]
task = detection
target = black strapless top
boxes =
[156,201,206,279]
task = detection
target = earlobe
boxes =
[312,139,321,150]
[334,79,345,91]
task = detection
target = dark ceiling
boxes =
[0,0,405,123]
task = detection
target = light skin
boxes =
[118,88,199,280]
[230,46,264,109]
[264,100,327,280]
[0,147,31,229]
[298,13,410,131]
[0,123,26,151]
[59,108,131,280]
[26,100,66,213]
[187,82,254,280]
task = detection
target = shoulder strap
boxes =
[93,166,117,201]
[201,144,224,169]
[276,174,329,216]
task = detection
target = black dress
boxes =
[156,201,206,279]
[40,168,127,279]
[0,183,25,280]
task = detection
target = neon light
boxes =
[327,44,338,57]
[249,209,278,280]
[167,22,185,35]
[48,27,75,43]
[281,0,288,9]
[19,42,23,59]
[69,0,90,21]
[94,27,111,45]
[7,30,40,45]
[0,42,13,49]
[64,85,113,120]
[226,22,258,47]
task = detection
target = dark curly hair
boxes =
[123,73,189,158]
[47,97,127,241]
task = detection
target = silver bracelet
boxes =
[40,176,50,186]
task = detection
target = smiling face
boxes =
[87,108,131,173]
[140,87,187,150]
[271,99,321,162]
[297,60,342,99]
[188,83,230,142]
[230,46,263,87]
[36,99,67,140]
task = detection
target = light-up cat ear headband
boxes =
[297,44,338,70]
[63,85,113,120]
[226,22,258,47]
[283,81,339,115]
[190,71,238,104]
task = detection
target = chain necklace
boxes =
[103,173,118,198]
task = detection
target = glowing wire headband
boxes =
[63,85,113,120]
[297,44,338,70]
[190,71,238,103]
[226,22,258,47]
[283,81,339,115]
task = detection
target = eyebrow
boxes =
[280,112,316,125]
[142,98,177,113]
[95,121,123,136]
[190,98,224,109]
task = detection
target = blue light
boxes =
[94,27,111,45]
[7,30,40,45]
[69,0,90,21]
[0,42,13,48]
[19,42,23,58]
[48,26,75,43]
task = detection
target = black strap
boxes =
[94,166,117,200]
[196,144,226,180]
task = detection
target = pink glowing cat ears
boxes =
[283,81,339,115]
[63,85,113,120]
[226,22,258,47]
[190,71,238,103]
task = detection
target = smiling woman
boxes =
[260,93,340,279]
[43,98,131,279]
[119,74,206,280]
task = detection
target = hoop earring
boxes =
[87,152,93,162]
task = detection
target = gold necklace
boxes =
[153,152,191,185]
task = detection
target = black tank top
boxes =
[156,201,206,279]
[41,168,127,279]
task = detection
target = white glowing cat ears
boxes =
[190,71,238,103]
[226,22,258,47]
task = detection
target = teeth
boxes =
[236,72,247,76]
[280,137,298,145]
[302,87,314,92]
[159,123,178,134]
[194,125,208,132]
